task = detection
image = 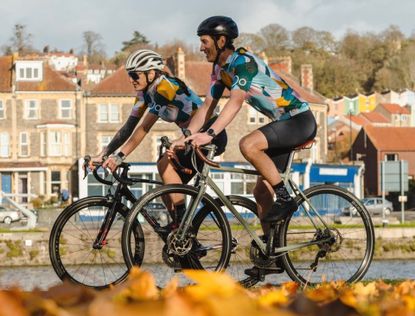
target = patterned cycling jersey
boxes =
[210,47,309,121]
[130,75,202,126]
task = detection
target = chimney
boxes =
[83,54,88,67]
[300,64,313,91]
[176,47,185,80]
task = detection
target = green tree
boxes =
[121,31,150,52]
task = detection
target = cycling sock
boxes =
[272,181,293,202]
[174,203,186,223]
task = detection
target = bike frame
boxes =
[176,144,333,256]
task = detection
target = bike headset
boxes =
[125,49,191,96]
[197,16,239,73]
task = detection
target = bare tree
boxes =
[82,31,106,63]
[2,24,34,55]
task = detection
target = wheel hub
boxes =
[167,231,193,256]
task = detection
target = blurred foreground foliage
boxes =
[1,268,415,315]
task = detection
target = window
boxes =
[385,153,398,161]
[230,173,256,195]
[248,107,267,124]
[0,101,4,119]
[24,100,39,119]
[19,132,29,156]
[59,100,72,119]
[0,132,9,157]
[98,104,119,123]
[49,131,62,156]
[15,61,43,81]
[47,131,72,157]
[51,171,61,194]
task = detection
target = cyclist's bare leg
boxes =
[240,129,297,223]
[239,130,281,186]
[253,176,274,234]
[157,154,185,220]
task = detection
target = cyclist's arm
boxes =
[186,94,219,134]
[100,115,139,158]
[118,113,158,157]
[206,89,246,134]
[101,95,147,158]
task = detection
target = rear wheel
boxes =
[279,185,374,286]
[49,196,144,289]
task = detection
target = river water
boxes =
[0,260,414,291]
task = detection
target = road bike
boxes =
[49,158,162,289]
[121,138,375,287]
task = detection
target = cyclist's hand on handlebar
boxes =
[102,155,123,172]
[167,136,186,155]
[88,154,105,171]
[185,132,213,147]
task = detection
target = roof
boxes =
[379,103,410,114]
[364,125,415,151]
[359,112,389,123]
[90,66,136,96]
[184,61,231,97]
[16,63,77,91]
[0,56,13,92]
[268,63,326,104]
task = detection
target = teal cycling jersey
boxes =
[130,75,202,126]
[209,48,309,121]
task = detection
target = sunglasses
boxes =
[128,71,142,81]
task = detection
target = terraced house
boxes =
[0,49,329,202]
[0,54,80,202]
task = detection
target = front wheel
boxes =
[122,184,232,288]
[279,185,375,286]
[49,196,144,289]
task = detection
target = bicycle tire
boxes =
[121,184,232,288]
[49,196,144,289]
[210,196,261,288]
[279,184,375,286]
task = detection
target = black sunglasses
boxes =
[128,71,141,81]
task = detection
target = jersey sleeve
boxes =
[208,65,226,100]
[149,78,179,116]
[231,54,258,92]
[130,92,148,121]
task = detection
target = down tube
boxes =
[206,177,266,253]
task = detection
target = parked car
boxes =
[0,205,23,224]
[343,197,393,217]
[145,202,170,225]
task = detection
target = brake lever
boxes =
[184,141,192,155]
[83,155,91,179]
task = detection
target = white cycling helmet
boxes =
[125,49,164,72]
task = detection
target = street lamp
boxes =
[349,111,353,164]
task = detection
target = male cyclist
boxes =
[92,49,227,224]
[170,16,317,277]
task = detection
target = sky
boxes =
[1,0,415,56]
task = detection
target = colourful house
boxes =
[344,95,359,115]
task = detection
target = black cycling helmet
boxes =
[197,16,239,40]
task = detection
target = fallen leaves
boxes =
[1,268,415,316]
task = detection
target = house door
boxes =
[18,173,28,203]
[1,173,11,193]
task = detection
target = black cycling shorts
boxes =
[174,116,227,184]
[258,110,317,172]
